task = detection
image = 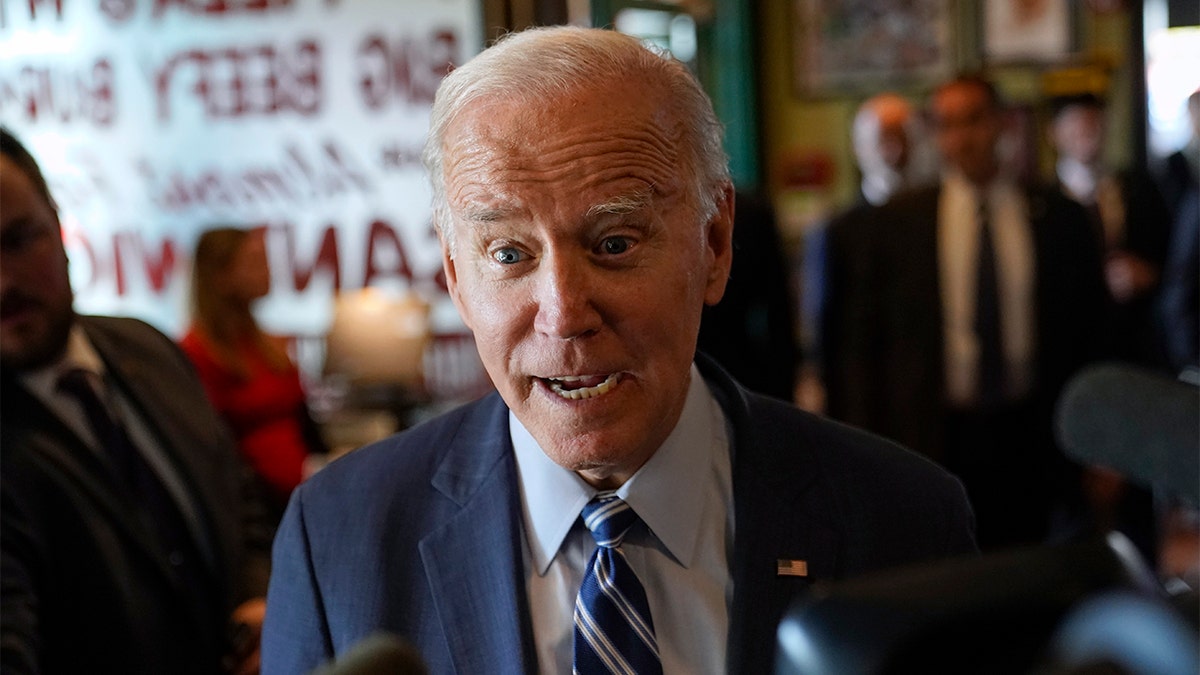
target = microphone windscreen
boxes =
[1055,363,1199,505]
[310,633,427,675]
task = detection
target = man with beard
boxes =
[0,128,271,674]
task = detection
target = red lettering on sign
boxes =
[67,220,445,302]
[276,223,341,292]
[25,0,63,21]
[356,29,456,110]
[362,219,414,288]
[137,141,370,213]
[1,58,115,127]
[63,228,101,290]
[152,0,293,18]
[98,0,136,22]
[140,234,179,292]
[154,40,321,122]
[112,232,130,296]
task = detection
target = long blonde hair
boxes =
[189,227,289,378]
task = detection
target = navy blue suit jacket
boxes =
[262,357,976,674]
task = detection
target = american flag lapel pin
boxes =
[776,558,808,577]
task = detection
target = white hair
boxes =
[421,25,729,251]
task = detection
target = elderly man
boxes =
[262,26,975,675]
[0,128,271,673]
[851,92,928,207]
[811,93,925,411]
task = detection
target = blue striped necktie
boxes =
[573,494,662,675]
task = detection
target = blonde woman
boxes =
[181,227,326,518]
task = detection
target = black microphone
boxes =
[310,633,427,675]
[1055,363,1199,506]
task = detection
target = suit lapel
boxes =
[698,358,839,673]
[413,363,846,674]
[0,371,179,581]
[81,318,231,612]
[419,395,536,674]
[84,319,225,561]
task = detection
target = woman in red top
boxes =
[180,227,326,518]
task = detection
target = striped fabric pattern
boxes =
[573,494,662,675]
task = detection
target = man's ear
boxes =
[439,226,473,331]
[703,181,735,307]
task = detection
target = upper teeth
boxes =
[548,373,619,400]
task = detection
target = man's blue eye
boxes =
[601,238,630,255]
[494,248,523,264]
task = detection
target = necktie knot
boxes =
[57,367,103,404]
[581,495,638,549]
[574,493,661,674]
[57,368,121,441]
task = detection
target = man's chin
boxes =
[0,318,72,371]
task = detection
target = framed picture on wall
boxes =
[792,0,955,97]
[982,0,1074,63]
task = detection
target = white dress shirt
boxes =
[512,364,734,674]
[938,171,1036,407]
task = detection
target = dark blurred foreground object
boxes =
[1055,363,1199,506]
[777,363,1200,675]
[776,533,1196,675]
[310,633,427,675]
[1051,362,1198,565]
[1047,589,1199,675]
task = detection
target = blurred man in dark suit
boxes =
[1048,93,1172,367]
[824,75,1109,551]
[814,92,927,411]
[0,128,271,674]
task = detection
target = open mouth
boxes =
[543,373,620,400]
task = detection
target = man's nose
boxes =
[533,251,602,340]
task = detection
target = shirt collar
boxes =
[513,363,723,575]
[20,323,106,401]
[944,169,1021,208]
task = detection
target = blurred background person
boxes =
[697,188,798,402]
[1157,89,1200,220]
[816,92,928,415]
[1048,93,1172,368]
[181,227,328,522]
[1158,89,1200,375]
[1045,93,1172,563]
[1,128,271,674]
[851,92,932,207]
[822,75,1110,553]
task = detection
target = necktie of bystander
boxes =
[974,194,1006,407]
[56,369,208,588]
[57,368,142,489]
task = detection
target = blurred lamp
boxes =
[323,287,431,391]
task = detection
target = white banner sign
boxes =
[1,0,482,350]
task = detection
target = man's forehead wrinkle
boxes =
[447,142,679,201]
[536,125,680,164]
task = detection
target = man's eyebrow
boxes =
[462,207,511,224]
[586,189,653,218]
